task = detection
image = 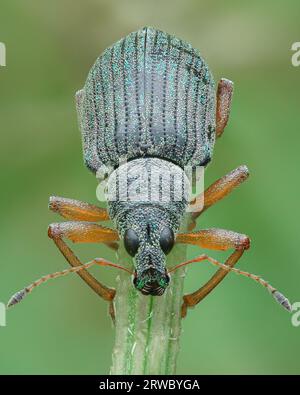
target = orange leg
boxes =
[48,221,119,318]
[49,196,110,222]
[188,165,249,230]
[49,196,118,250]
[176,228,250,317]
[216,78,234,138]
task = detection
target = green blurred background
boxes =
[0,0,299,374]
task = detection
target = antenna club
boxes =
[271,290,292,312]
[7,288,29,308]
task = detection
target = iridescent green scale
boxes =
[76,27,216,172]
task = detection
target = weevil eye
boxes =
[124,229,140,257]
[159,227,174,255]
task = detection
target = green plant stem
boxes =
[110,218,189,375]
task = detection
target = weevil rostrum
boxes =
[8,27,292,318]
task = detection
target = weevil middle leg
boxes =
[188,165,249,230]
[49,196,110,222]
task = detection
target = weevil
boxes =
[8,27,291,317]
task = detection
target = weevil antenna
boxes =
[7,259,132,308]
[168,255,292,312]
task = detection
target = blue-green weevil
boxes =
[8,27,292,318]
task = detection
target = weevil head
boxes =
[106,157,190,295]
[119,205,178,296]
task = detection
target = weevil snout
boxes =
[113,204,181,296]
[133,267,170,296]
[132,245,171,296]
[124,220,174,296]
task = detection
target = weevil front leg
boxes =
[176,228,250,317]
[48,221,119,319]
[188,165,249,230]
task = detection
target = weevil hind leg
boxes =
[176,228,250,317]
[48,221,119,318]
[216,78,234,138]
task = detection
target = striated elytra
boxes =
[76,26,216,172]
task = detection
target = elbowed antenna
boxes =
[7,259,132,308]
[7,253,292,313]
[169,255,292,313]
